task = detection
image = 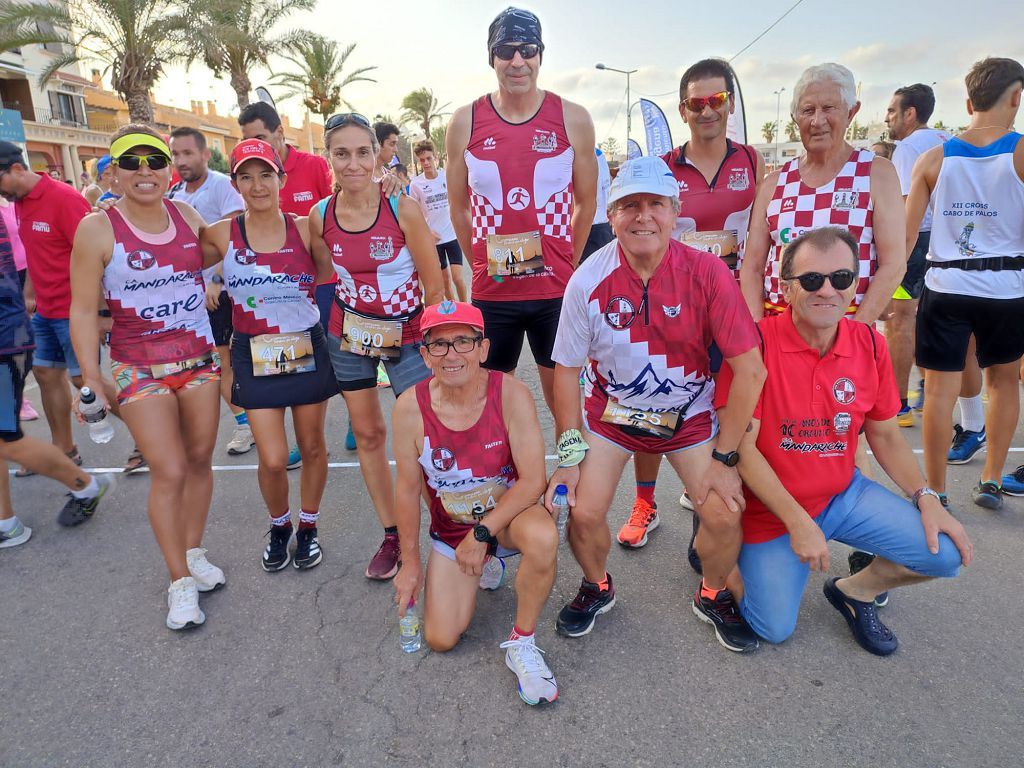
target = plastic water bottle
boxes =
[399,600,421,653]
[553,484,570,545]
[79,387,114,444]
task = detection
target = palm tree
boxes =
[272,35,376,120]
[182,0,314,112]
[400,87,449,140]
[0,0,188,123]
[785,119,798,142]
[761,120,777,144]
[429,123,447,165]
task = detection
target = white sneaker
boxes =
[186,547,226,592]
[500,635,558,705]
[226,425,254,455]
[479,556,506,591]
[679,489,695,511]
[166,576,205,630]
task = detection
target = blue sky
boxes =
[152,0,1023,147]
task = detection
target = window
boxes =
[36,21,64,55]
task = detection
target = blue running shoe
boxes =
[1001,465,1024,497]
[947,424,985,465]
[286,445,302,470]
[345,421,357,451]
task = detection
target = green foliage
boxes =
[400,87,449,139]
[272,35,376,120]
[761,120,777,143]
[208,146,228,173]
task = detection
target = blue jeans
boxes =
[30,314,80,376]
[739,471,962,644]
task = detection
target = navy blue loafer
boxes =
[823,578,898,656]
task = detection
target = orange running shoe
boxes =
[616,498,659,548]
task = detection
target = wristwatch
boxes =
[210,274,224,285]
[711,449,740,467]
[473,523,496,544]
[912,487,941,509]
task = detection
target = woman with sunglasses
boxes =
[70,125,223,631]
[309,112,443,581]
[201,139,336,572]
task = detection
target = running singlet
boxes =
[662,140,758,278]
[222,215,321,334]
[763,148,876,313]
[0,214,32,355]
[465,92,574,302]
[416,370,518,549]
[323,191,423,345]
[552,240,759,433]
[926,132,1024,300]
[103,202,214,365]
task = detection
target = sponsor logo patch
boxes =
[833,378,856,404]
[603,296,636,330]
[431,446,455,471]
[126,249,156,271]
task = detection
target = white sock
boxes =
[71,476,99,499]
[0,516,18,532]
[958,395,985,433]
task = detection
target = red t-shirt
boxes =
[16,173,91,318]
[715,310,900,544]
[280,145,333,217]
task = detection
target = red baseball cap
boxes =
[420,300,485,334]
[230,139,283,174]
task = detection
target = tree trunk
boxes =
[124,88,155,124]
[230,67,253,111]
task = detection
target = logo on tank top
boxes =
[956,223,978,257]
[507,187,531,210]
[431,447,455,471]
[369,236,395,262]
[727,169,750,191]
[677,179,689,192]
[235,247,257,265]
[483,137,497,151]
[126,249,156,270]
[358,284,377,302]
[831,190,861,211]
[833,412,852,435]
[782,198,796,212]
[603,296,636,330]
[662,304,681,318]
[833,378,856,405]
[532,129,557,154]
[332,243,343,257]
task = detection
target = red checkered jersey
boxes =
[222,214,320,335]
[552,239,758,427]
[661,140,758,279]
[416,370,519,549]
[102,203,214,365]
[763,148,876,313]
[465,92,574,301]
[323,191,423,344]
[715,310,900,543]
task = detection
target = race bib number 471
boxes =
[250,331,316,377]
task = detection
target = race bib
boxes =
[249,331,316,377]
[342,312,402,360]
[150,354,213,379]
[679,230,739,270]
[600,398,681,440]
[438,479,509,525]
[486,231,545,277]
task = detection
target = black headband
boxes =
[487,7,543,65]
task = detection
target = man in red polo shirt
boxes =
[716,226,971,655]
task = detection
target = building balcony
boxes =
[29,107,88,129]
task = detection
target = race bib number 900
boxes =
[342,312,402,360]
[249,331,316,377]
[439,479,508,525]
[486,231,545,277]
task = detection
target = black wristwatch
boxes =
[210,274,224,285]
[711,449,740,467]
[473,523,496,543]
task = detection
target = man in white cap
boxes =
[545,156,767,652]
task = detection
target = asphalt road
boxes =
[2,360,1022,768]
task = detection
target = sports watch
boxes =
[711,449,740,467]
[473,523,496,544]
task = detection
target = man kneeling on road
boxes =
[546,156,767,652]
[716,227,972,654]
[393,300,559,705]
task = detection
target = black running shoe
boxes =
[687,512,702,575]
[847,550,888,608]
[692,587,759,652]
[262,525,293,572]
[556,574,616,637]
[293,526,323,570]
[57,474,114,527]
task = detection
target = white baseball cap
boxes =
[607,156,678,205]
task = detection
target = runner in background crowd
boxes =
[410,139,468,301]
[579,147,614,263]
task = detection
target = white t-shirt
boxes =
[594,149,611,225]
[409,168,456,244]
[168,170,244,226]
[892,127,950,231]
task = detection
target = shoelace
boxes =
[1013,465,1024,482]
[168,582,193,610]
[571,583,608,610]
[627,500,655,527]
[499,638,548,675]
[950,425,968,450]
[187,549,214,574]
[711,592,744,625]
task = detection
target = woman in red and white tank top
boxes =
[69,126,222,631]
[201,139,337,573]
[308,113,443,581]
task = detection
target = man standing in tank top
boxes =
[446,6,597,413]
[905,57,1024,511]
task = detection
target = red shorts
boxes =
[111,355,220,406]
[583,408,716,455]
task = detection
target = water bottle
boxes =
[399,600,421,653]
[553,484,570,545]
[79,387,114,444]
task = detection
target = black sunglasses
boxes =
[325,112,371,131]
[491,43,541,61]
[115,154,170,171]
[784,269,857,292]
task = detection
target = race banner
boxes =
[639,99,673,158]
[626,138,643,160]
[725,63,747,144]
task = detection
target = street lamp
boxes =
[596,63,638,146]
[773,87,786,169]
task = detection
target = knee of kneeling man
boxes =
[424,628,459,653]
[697,504,741,535]
[930,538,964,578]
[753,616,797,645]
[521,518,559,559]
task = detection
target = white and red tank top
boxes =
[465,91,574,301]
[103,202,214,365]
[323,191,422,344]
[662,140,758,280]
[763,148,876,313]
[222,214,320,335]
[416,370,518,549]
